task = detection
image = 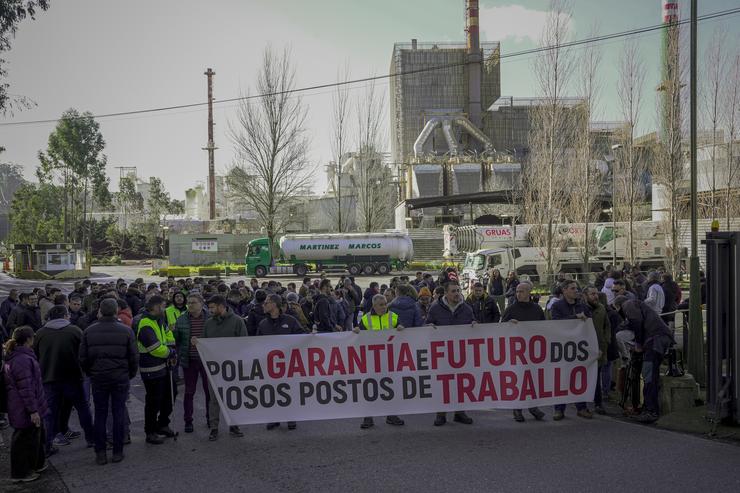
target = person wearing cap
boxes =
[284,292,309,331]
[353,294,405,429]
[257,294,304,431]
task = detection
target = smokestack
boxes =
[411,38,417,50]
[659,0,680,143]
[466,0,482,128]
[662,1,678,23]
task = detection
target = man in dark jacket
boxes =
[34,305,94,454]
[0,288,19,329]
[389,284,424,328]
[501,281,546,422]
[613,296,675,423]
[7,292,42,332]
[245,290,268,337]
[550,280,593,421]
[313,279,341,333]
[466,282,501,323]
[201,295,246,441]
[425,282,475,427]
[79,299,138,465]
[362,282,380,314]
[68,293,88,330]
[125,287,143,316]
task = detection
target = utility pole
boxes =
[688,0,704,385]
[204,68,217,221]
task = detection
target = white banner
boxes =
[192,239,218,252]
[196,320,598,426]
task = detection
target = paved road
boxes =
[2,377,738,493]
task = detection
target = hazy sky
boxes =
[1,0,739,200]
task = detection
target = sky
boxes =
[1,0,739,200]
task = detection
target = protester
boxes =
[425,281,475,426]
[165,292,186,329]
[33,305,94,455]
[136,295,177,445]
[79,299,138,465]
[389,283,424,328]
[201,295,246,441]
[417,287,432,320]
[584,287,611,415]
[550,280,593,420]
[501,282,546,422]
[355,294,405,428]
[612,296,675,423]
[4,326,47,483]
[487,269,506,315]
[246,290,268,336]
[257,294,303,430]
[504,271,519,306]
[1,289,19,328]
[174,293,211,434]
[7,292,42,332]
[466,282,501,323]
[643,271,665,315]
[314,279,341,332]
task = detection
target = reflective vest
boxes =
[137,316,175,378]
[165,305,183,329]
[361,311,398,331]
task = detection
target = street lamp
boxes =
[609,144,622,267]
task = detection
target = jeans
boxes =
[183,357,210,425]
[208,384,222,431]
[594,365,606,406]
[43,380,94,448]
[92,381,129,454]
[642,349,663,414]
[11,425,45,479]
[601,361,613,398]
[143,374,174,434]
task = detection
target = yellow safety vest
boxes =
[361,311,398,331]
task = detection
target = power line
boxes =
[1,6,739,128]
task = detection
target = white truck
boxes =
[451,222,673,288]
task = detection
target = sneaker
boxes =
[96,451,108,466]
[553,411,565,421]
[53,433,71,446]
[632,411,659,424]
[35,464,49,473]
[434,413,447,426]
[111,452,124,463]
[385,415,405,426]
[594,405,607,415]
[360,417,374,429]
[266,422,280,430]
[45,445,59,458]
[287,421,297,430]
[145,433,164,445]
[64,430,82,440]
[453,412,473,425]
[513,410,525,422]
[229,426,244,437]
[12,473,40,483]
[577,409,593,419]
[156,426,176,438]
[529,408,546,420]
[184,422,194,433]
[208,429,218,441]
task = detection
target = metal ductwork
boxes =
[454,116,493,153]
[413,118,441,157]
[441,120,459,156]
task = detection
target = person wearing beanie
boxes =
[285,292,309,331]
[417,287,432,319]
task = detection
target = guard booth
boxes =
[11,243,89,279]
[705,232,740,424]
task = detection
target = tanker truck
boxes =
[244,232,414,277]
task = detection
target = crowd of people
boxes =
[0,265,686,483]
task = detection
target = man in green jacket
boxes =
[197,295,247,441]
[585,287,611,415]
[174,293,210,433]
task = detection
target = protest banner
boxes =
[196,320,598,426]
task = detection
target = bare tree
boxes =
[701,29,727,220]
[615,38,647,265]
[352,78,392,232]
[653,24,687,274]
[524,0,576,279]
[327,64,352,232]
[567,24,603,270]
[722,48,740,228]
[228,46,313,261]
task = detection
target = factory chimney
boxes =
[465,0,482,128]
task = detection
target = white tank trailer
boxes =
[278,232,414,276]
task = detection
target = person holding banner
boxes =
[202,295,247,441]
[258,294,304,431]
[425,281,475,427]
[500,281,547,422]
[550,281,593,421]
[354,294,405,428]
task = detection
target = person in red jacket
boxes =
[4,326,48,483]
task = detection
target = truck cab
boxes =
[245,238,272,277]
